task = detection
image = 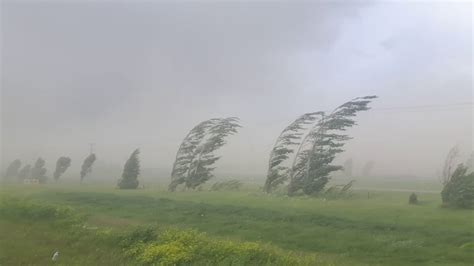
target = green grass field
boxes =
[1,184,473,265]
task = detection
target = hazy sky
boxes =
[1,1,472,179]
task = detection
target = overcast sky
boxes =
[1,0,472,179]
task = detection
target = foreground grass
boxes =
[1,184,473,265]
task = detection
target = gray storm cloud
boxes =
[1,1,472,180]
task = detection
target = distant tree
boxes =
[4,159,21,181]
[343,158,353,178]
[409,193,418,205]
[288,96,377,196]
[31,158,47,184]
[264,112,321,193]
[17,164,32,182]
[80,154,96,183]
[361,161,375,177]
[118,149,140,189]
[441,146,459,185]
[441,164,474,209]
[53,156,71,182]
[169,117,241,191]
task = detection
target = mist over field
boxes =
[1,1,474,266]
[1,1,472,183]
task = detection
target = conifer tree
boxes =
[118,149,140,189]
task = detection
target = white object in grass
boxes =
[52,251,59,261]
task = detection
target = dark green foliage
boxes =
[4,159,21,180]
[409,193,418,205]
[170,117,241,191]
[118,149,140,189]
[80,153,96,182]
[264,112,322,193]
[119,226,156,247]
[210,180,243,191]
[30,158,47,183]
[17,164,31,181]
[441,164,474,209]
[170,119,220,191]
[53,156,71,182]
[186,117,241,189]
[288,96,377,196]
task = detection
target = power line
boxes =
[372,102,474,111]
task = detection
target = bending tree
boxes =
[31,158,47,184]
[264,112,322,193]
[441,146,459,185]
[53,156,71,182]
[441,163,474,209]
[18,164,31,182]
[80,153,96,183]
[169,119,220,191]
[118,149,140,189]
[4,159,21,181]
[169,117,241,191]
[266,96,376,196]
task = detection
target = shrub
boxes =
[441,164,474,209]
[409,193,418,204]
[121,227,317,265]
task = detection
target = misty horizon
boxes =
[1,1,472,180]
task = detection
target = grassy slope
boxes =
[1,184,473,265]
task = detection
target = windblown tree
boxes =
[80,153,96,183]
[169,119,220,191]
[288,96,377,195]
[441,163,474,209]
[4,159,22,181]
[118,149,140,189]
[18,164,32,182]
[169,117,241,191]
[31,158,47,184]
[264,96,376,196]
[441,146,459,185]
[264,112,322,193]
[53,156,71,182]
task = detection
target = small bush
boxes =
[441,164,474,209]
[409,193,418,204]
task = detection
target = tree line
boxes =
[3,95,473,207]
